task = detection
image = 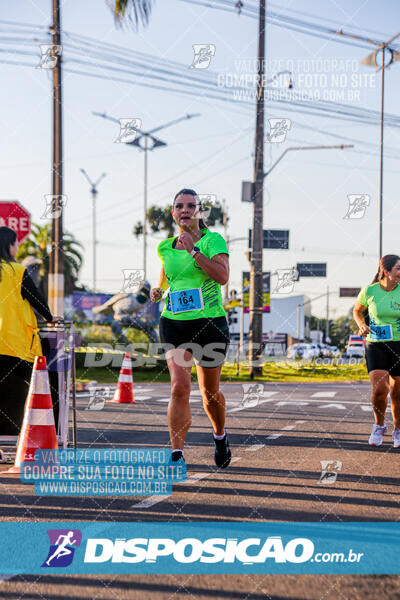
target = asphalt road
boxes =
[1,381,400,599]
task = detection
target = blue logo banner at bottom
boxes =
[0,522,399,575]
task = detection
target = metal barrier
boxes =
[39,320,77,449]
[0,320,77,462]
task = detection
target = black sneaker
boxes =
[171,450,185,464]
[213,434,231,469]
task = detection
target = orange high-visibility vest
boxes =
[0,261,43,362]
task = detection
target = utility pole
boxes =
[48,0,64,316]
[80,169,107,292]
[249,0,265,379]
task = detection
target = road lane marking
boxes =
[155,397,201,403]
[185,472,209,483]
[275,401,309,407]
[266,420,306,441]
[319,403,346,410]
[311,391,336,398]
[245,444,265,452]
[268,398,371,407]
[134,495,165,509]
[228,398,281,413]
[133,460,241,510]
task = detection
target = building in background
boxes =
[228,294,311,354]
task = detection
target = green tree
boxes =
[309,309,358,348]
[330,308,358,349]
[17,223,84,297]
[134,201,227,239]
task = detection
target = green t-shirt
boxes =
[357,282,400,342]
[157,228,228,320]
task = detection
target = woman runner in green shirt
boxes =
[150,189,231,468]
[353,254,400,447]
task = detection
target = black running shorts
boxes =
[365,341,400,376]
[159,315,230,368]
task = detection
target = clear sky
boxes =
[1,0,400,318]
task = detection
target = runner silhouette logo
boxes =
[42,529,82,567]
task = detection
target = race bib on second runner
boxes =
[370,324,393,341]
[169,288,204,314]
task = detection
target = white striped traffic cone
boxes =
[4,355,58,474]
[111,352,135,404]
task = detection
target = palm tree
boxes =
[109,0,154,28]
[17,223,84,297]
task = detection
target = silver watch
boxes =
[190,246,200,257]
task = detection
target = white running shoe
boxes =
[369,423,387,446]
[392,429,400,449]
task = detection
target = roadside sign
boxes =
[242,271,270,313]
[241,181,254,203]
[0,201,31,243]
[248,229,289,249]
[296,263,327,277]
[340,287,361,297]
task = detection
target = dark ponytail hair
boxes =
[0,226,17,282]
[372,254,400,284]
[173,188,208,231]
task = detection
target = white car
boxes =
[310,344,321,358]
[287,343,315,360]
[329,346,341,358]
[346,342,365,358]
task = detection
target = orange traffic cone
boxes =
[4,356,58,474]
[111,352,135,403]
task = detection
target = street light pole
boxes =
[263,144,354,179]
[80,169,106,292]
[93,112,200,278]
[246,140,353,374]
[296,290,337,340]
[378,51,385,260]
[253,144,353,346]
[143,134,148,279]
[326,285,330,343]
[249,0,266,379]
[362,39,400,259]
[337,29,400,259]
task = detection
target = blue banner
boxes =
[0,522,399,574]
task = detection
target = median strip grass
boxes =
[76,360,368,385]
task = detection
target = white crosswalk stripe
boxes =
[245,444,265,452]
